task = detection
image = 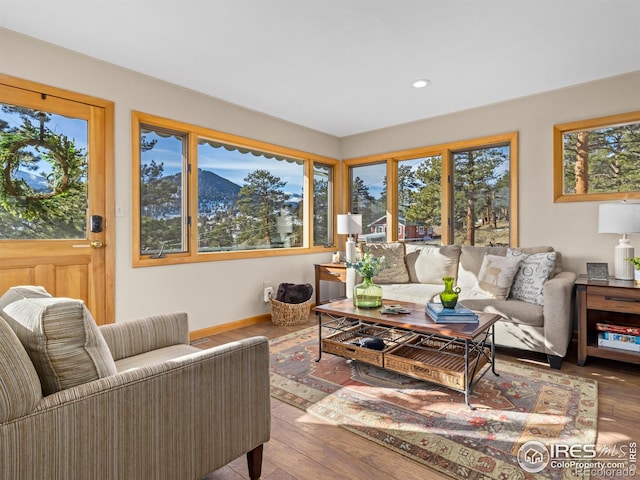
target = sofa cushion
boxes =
[457,297,544,328]
[380,283,444,304]
[0,317,43,423]
[473,253,522,300]
[456,246,508,288]
[507,249,557,305]
[405,244,461,284]
[361,242,410,283]
[2,296,118,395]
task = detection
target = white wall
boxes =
[1,28,339,330]
[341,71,640,276]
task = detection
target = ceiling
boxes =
[1,0,639,137]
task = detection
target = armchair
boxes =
[0,289,270,480]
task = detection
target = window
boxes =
[554,111,640,202]
[344,133,518,247]
[133,112,337,266]
[451,144,510,246]
[349,162,387,242]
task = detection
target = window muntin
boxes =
[197,139,304,251]
[139,125,188,256]
[133,112,336,266]
[398,155,442,246]
[452,144,510,246]
[349,162,386,242]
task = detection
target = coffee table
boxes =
[313,298,499,409]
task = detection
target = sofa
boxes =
[360,243,576,369]
[0,286,270,480]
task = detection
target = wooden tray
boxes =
[322,324,413,367]
[384,335,489,389]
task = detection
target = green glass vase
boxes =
[439,276,461,309]
[354,276,383,309]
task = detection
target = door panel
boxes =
[0,77,112,324]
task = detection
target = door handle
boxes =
[90,241,105,249]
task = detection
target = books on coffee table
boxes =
[425,302,479,323]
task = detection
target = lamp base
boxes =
[614,238,634,280]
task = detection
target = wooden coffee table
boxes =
[313,298,499,409]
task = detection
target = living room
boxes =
[1,1,640,479]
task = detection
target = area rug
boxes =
[269,327,598,480]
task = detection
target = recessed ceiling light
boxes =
[412,79,431,88]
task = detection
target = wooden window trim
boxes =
[342,132,519,247]
[553,111,640,203]
[132,111,338,267]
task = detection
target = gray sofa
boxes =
[0,286,270,480]
[361,243,576,369]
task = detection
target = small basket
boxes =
[270,297,312,326]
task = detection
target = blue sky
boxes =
[141,130,304,195]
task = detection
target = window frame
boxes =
[132,111,338,267]
[342,132,519,247]
[553,111,640,203]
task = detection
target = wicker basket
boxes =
[270,298,312,326]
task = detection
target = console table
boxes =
[313,299,499,409]
[576,275,640,366]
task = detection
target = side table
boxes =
[314,263,347,305]
[576,275,640,366]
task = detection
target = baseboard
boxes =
[189,313,271,341]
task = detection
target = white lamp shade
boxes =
[337,213,363,235]
[598,202,640,234]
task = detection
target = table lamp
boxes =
[337,213,362,298]
[598,202,640,280]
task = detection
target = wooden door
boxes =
[0,76,114,324]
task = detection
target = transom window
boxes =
[133,112,337,266]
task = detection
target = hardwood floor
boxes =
[199,319,640,480]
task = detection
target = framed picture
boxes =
[586,262,609,281]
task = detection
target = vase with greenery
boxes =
[346,252,386,308]
[626,257,640,283]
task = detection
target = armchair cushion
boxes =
[0,317,42,423]
[1,297,117,395]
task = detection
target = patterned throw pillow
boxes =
[1,295,117,395]
[473,254,522,300]
[507,249,557,305]
[360,242,410,284]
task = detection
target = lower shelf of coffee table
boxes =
[321,321,490,391]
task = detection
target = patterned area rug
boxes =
[269,327,598,480]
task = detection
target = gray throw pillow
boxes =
[473,253,522,300]
[360,242,410,284]
[507,249,557,305]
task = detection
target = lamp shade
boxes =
[337,213,362,235]
[598,202,640,234]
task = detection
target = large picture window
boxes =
[344,133,518,247]
[133,112,337,266]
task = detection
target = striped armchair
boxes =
[0,290,270,480]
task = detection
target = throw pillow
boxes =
[360,242,410,284]
[473,253,522,300]
[1,296,117,395]
[507,249,557,305]
[0,285,51,311]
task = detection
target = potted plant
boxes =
[346,252,386,308]
[626,257,640,283]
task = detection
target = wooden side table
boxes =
[576,275,640,366]
[314,263,347,305]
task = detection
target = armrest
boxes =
[542,271,577,356]
[1,336,271,479]
[98,312,189,361]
